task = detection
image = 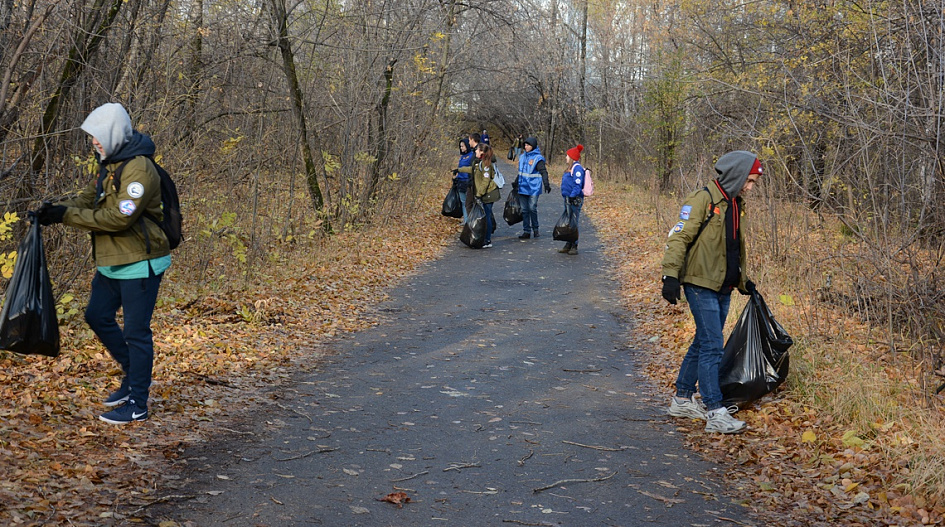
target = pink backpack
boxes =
[582,168,594,197]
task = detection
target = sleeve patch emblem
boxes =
[127,182,144,198]
[119,200,137,216]
[669,221,685,236]
[680,205,692,220]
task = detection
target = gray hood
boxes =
[714,150,757,198]
[80,103,133,160]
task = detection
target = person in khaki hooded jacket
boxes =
[660,150,762,434]
[38,103,169,424]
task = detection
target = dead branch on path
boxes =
[562,440,626,451]
[272,447,337,461]
[390,471,428,482]
[532,471,617,493]
[444,462,481,472]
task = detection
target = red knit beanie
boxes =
[567,144,584,162]
[749,158,763,175]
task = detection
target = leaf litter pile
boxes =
[0,195,458,525]
[586,181,945,526]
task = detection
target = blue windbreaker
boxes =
[517,147,547,196]
[456,139,474,182]
[560,162,585,198]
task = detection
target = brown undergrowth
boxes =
[0,182,459,526]
[586,180,945,526]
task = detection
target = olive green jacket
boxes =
[458,161,501,204]
[60,156,169,266]
[660,183,748,293]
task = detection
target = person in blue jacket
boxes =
[558,144,587,255]
[516,137,551,239]
[481,129,490,145]
[451,138,475,223]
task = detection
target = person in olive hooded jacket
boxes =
[660,150,762,435]
[38,103,169,425]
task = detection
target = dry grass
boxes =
[586,179,945,524]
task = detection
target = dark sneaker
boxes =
[103,387,130,407]
[558,243,572,253]
[532,230,540,238]
[99,400,148,424]
[518,232,531,239]
[568,246,579,255]
[483,242,493,248]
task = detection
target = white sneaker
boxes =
[668,395,707,420]
[705,407,746,434]
[483,242,493,248]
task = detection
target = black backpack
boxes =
[114,156,182,252]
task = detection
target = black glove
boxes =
[568,197,582,206]
[37,202,66,226]
[544,184,552,194]
[661,276,680,305]
[451,169,458,175]
[742,280,756,296]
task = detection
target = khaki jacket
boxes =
[459,161,501,204]
[61,156,169,266]
[661,184,748,293]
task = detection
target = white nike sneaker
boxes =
[668,395,708,420]
[705,407,746,434]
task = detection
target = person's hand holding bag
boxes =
[36,202,66,226]
[661,276,681,305]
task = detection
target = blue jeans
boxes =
[563,196,583,246]
[519,193,540,233]
[675,284,732,411]
[483,202,494,244]
[86,270,164,407]
[459,189,468,224]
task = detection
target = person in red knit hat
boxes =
[557,144,587,255]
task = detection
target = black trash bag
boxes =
[552,207,579,242]
[0,215,60,357]
[460,199,487,248]
[441,183,463,218]
[503,189,523,226]
[719,290,792,407]
[507,147,514,160]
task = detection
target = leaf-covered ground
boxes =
[585,181,945,526]
[4,178,944,526]
[0,196,459,525]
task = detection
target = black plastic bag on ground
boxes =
[0,216,60,357]
[719,290,792,407]
[460,199,487,248]
[503,190,522,226]
[552,207,579,242]
[441,183,463,218]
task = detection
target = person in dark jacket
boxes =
[452,138,475,223]
[513,134,525,160]
[37,103,170,425]
[558,144,586,255]
[660,150,762,434]
[457,143,502,248]
[516,137,551,239]
[481,129,490,145]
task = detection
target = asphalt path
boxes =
[151,162,754,527]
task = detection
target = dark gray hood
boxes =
[714,150,757,198]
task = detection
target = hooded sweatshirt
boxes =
[660,151,757,292]
[60,103,169,270]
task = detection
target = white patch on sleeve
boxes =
[126,182,144,198]
[119,200,137,216]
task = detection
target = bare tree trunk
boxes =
[187,0,203,133]
[268,0,325,215]
[579,0,588,143]
[368,58,396,203]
